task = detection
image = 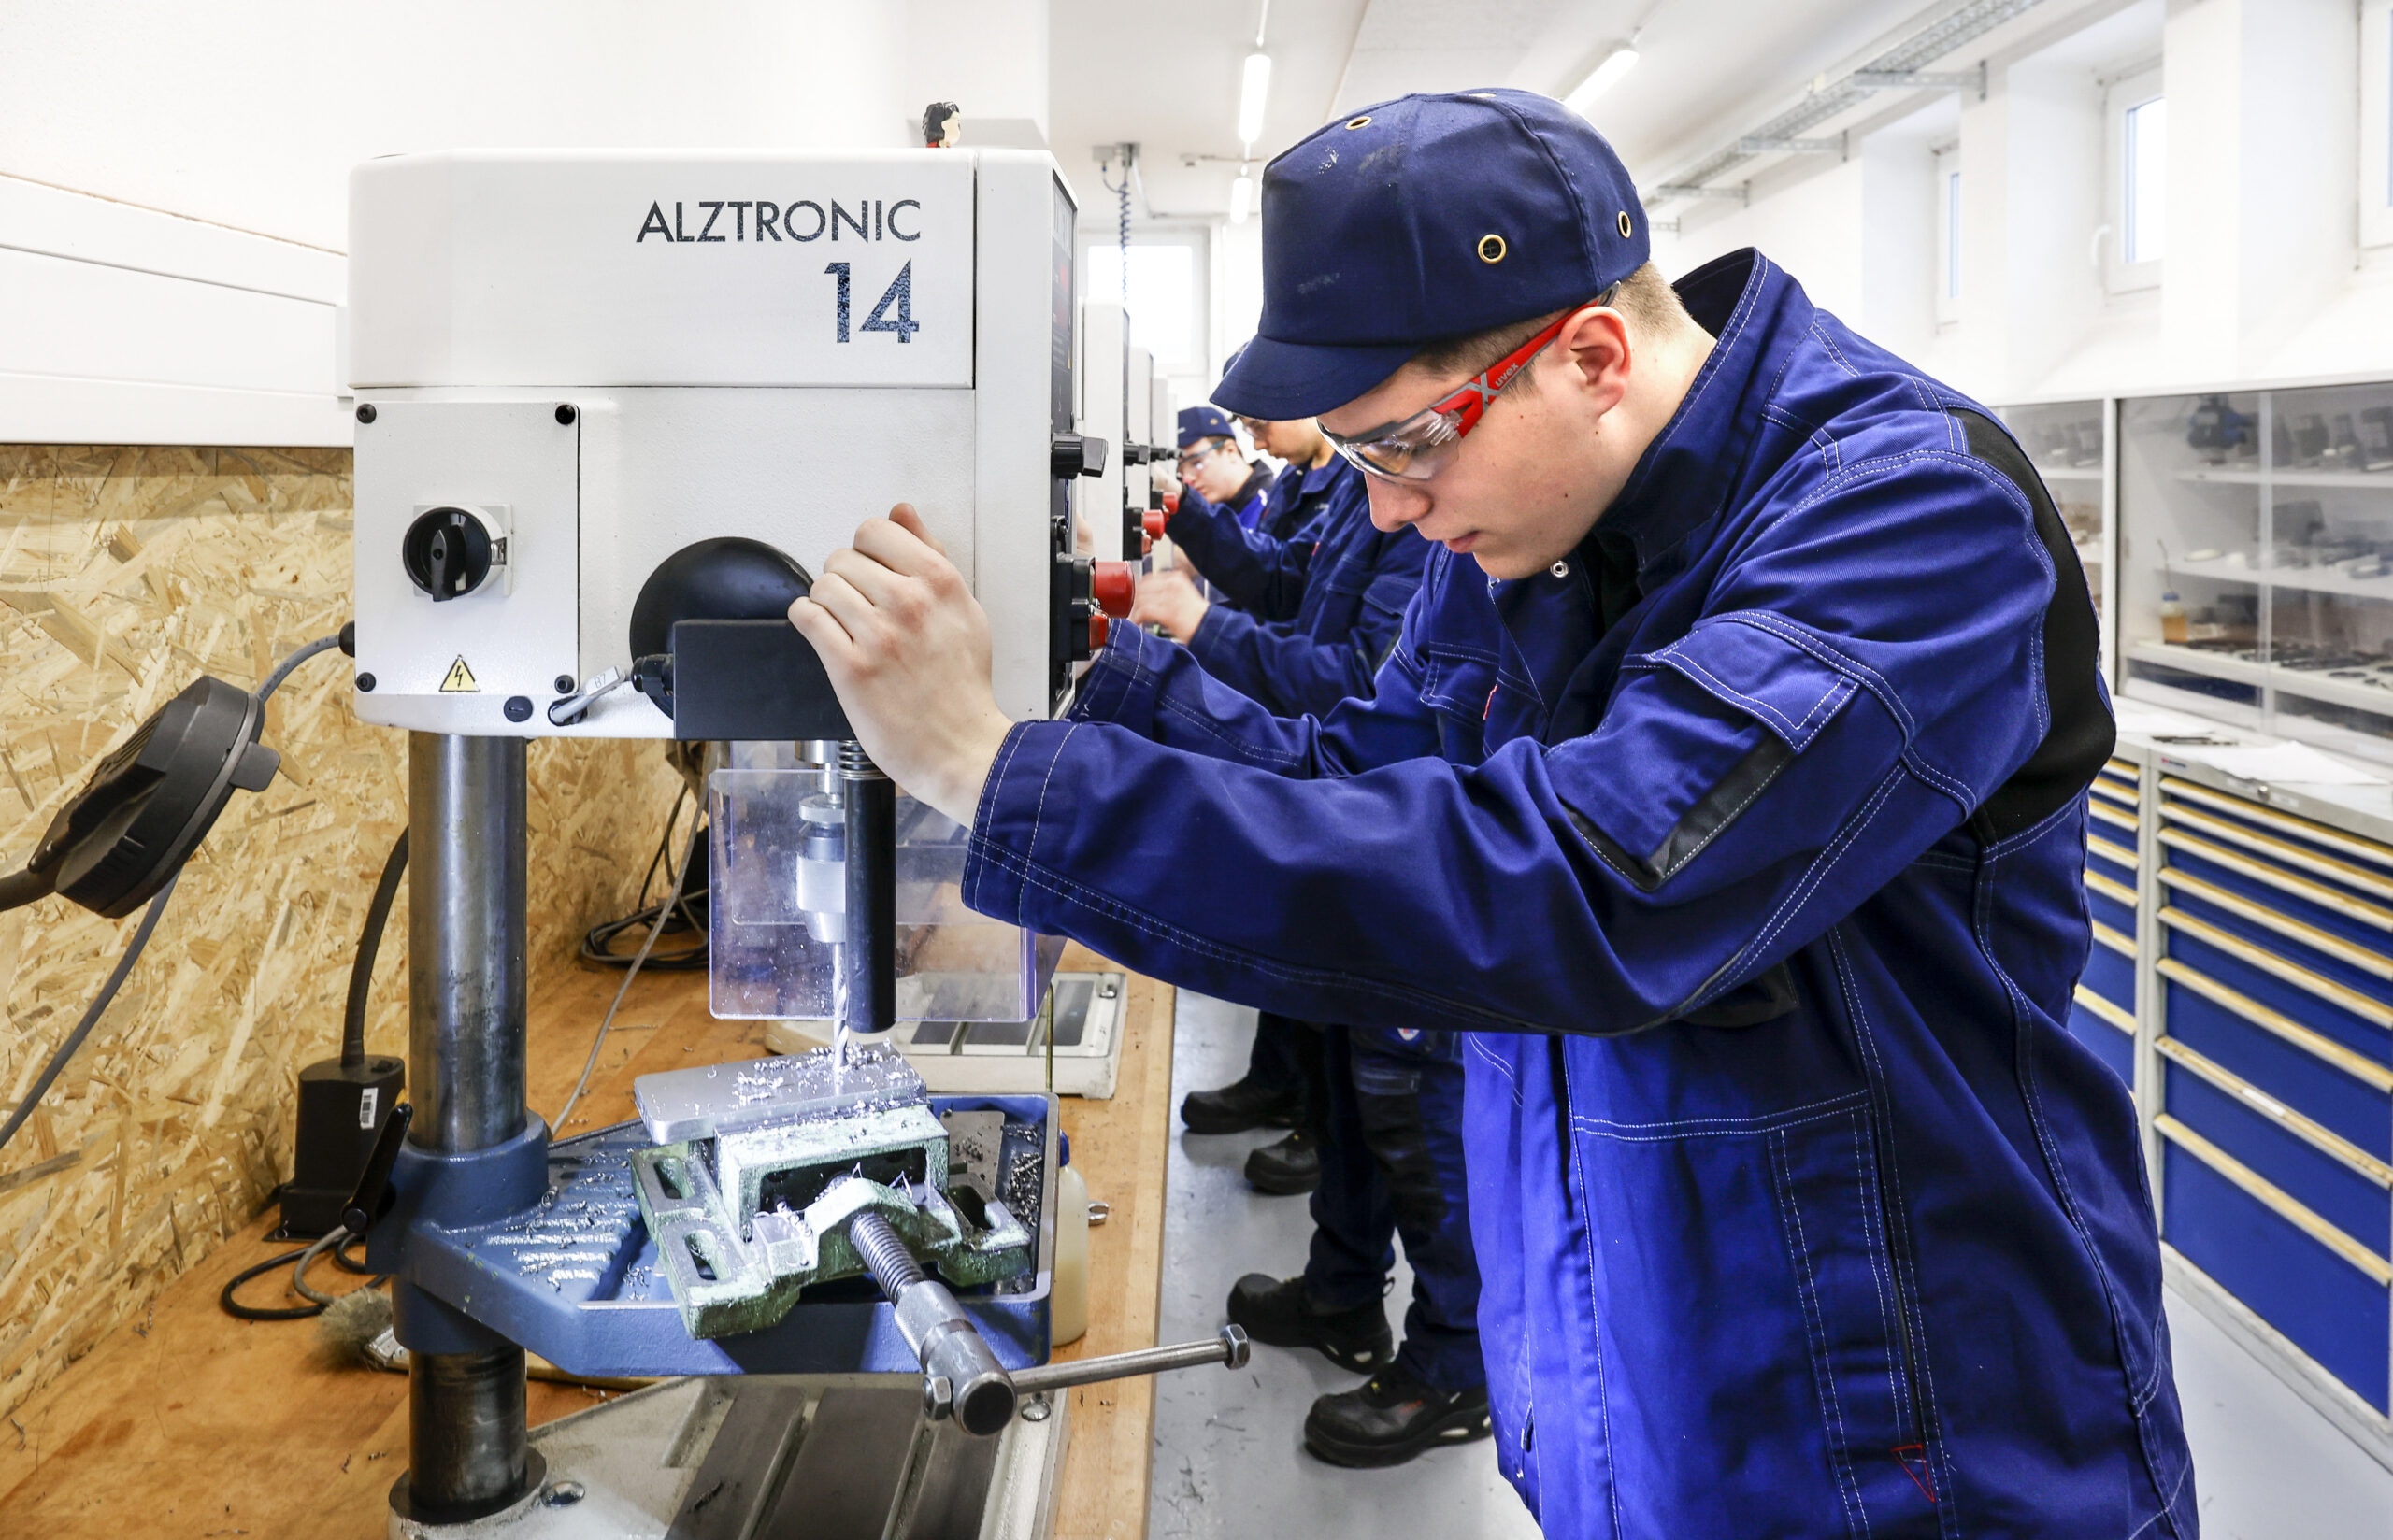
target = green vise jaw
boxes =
[627,1042,1033,1340]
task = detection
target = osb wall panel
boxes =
[0,446,683,1420]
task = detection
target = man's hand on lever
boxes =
[788,505,1014,827]
[1129,566,1211,644]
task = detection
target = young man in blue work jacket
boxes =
[1138,409,1476,1466]
[1157,411,1423,1204]
[794,90,2194,1539]
[1173,405,1273,534]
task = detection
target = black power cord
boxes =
[220,1226,380,1322]
[0,632,345,1160]
[578,785,708,971]
[345,829,408,1067]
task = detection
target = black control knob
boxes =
[1050,434,1110,480]
[402,507,496,603]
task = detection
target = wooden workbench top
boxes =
[0,946,1173,1539]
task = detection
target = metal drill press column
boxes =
[838,741,896,1035]
[404,732,534,1519]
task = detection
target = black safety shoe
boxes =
[1225,1274,1392,1373]
[1244,1128,1320,1194]
[1180,1077,1303,1135]
[1304,1370,1492,1468]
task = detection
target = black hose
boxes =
[0,867,55,914]
[343,830,408,1070]
[0,873,179,1158]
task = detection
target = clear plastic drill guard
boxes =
[708,750,1064,1022]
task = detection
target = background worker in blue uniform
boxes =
[1136,405,1478,1467]
[1173,405,1274,534]
[792,90,2194,1540]
[1160,406,1432,1188]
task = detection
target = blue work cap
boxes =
[1178,405,1237,449]
[1214,89,1651,421]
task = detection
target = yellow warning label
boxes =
[438,656,480,693]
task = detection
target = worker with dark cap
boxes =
[792,87,2190,1534]
[1174,405,1274,534]
[1142,406,1433,1206]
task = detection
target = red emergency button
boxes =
[1154,500,1175,527]
[1087,613,1111,649]
[1091,561,1137,619]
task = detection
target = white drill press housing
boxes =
[347,148,1082,735]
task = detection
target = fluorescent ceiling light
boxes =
[1565,44,1639,116]
[1238,51,1272,147]
[1230,172,1255,224]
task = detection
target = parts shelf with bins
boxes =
[2118,381,2393,764]
[1997,398,2114,677]
[2096,716,2393,1468]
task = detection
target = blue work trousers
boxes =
[1305,1025,1483,1392]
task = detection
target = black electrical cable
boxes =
[0,867,53,914]
[578,786,708,971]
[0,633,346,1159]
[343,829,408,1069]
[219,1226,383,1322]
[0,872,179,1157]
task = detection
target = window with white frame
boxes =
[2363,0,2393,249]
[1083,235,1208,373]
[2104,62,2165,292]
[1932,143,1962,327]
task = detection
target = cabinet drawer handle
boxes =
[2085,869,2138,909]
[2157,828,2393,933]
[2159,869,2393,980]
[2154,958,2393,1094]
[2159,907,2393,1029]
[2156,1114,2393,1288]
[2089,834,2139,871]
[2091,779,2137,810]
[2072,985,2136,1036]
[2090,800,2140,834]
[2162,778,2393,879]
[2161,801,2393,902]
[2156,1035,2393,1189]
[2093,920,2137,959]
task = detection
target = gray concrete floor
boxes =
[1146,993,1540,1540]
[1146,995,2392,1539]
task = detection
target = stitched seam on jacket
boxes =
[1649,738,1791,883]
[1024,723,1075,868]
[2123,1458,2191,1540]
[1565,1088,1870,1134]
[1852,1116,1907,1461]
[1772,1127,1874,1540]
[1663,647,1854,747]
[965,842,1558,1032]
[1466,1035,1525,1106]
[1984,795,2082,860]
[1740,764,1906,972]
[1828,929,1962,1538]
[1557,1045,1626,1540]
[1153,693,1305,768]
[1569,1093,1869,1142]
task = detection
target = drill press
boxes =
[343,147,1237,1539]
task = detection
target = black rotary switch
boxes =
[402,507,495,602]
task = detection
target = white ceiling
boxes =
[1043,0,2006,225]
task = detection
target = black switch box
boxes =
[280,1054,405,1238]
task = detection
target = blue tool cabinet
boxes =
[2091,729,2393,1466]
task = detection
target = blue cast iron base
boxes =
[366,1094,1056,1379]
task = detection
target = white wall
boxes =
[1652,0,2385,407]
[0,0,1039,445]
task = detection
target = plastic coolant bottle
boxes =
[1052,1161,1090,1348]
